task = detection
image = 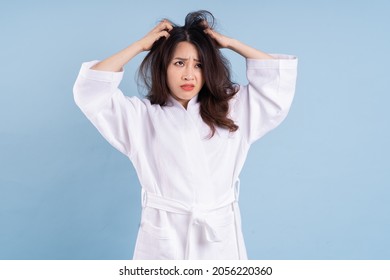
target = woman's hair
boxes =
[138,10,239,137]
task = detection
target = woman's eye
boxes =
[174,61,184,66]
[196,63,202,68]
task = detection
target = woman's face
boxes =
[167,41,205,108]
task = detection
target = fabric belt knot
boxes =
[189,206,221,242]
[140,185,246,259]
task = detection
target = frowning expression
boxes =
[167,41,205,108]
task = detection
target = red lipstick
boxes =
[180,84,195,91]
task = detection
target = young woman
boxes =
[73,10,297,259]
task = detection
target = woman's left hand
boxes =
[204,28,232,49]
[205,27,274,59]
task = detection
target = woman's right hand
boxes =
[90,20,174,72]
[137,20,173,51]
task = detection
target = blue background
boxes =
[1,0,389,259]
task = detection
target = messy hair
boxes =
[138,10,239,137]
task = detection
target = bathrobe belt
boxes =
[141,183,246,259]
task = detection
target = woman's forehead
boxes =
[171,42,200,60]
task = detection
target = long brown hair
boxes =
[138,10,239,137]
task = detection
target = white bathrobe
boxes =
[73,54,298,259]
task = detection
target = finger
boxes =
[159,19,173,31]
[204,28,216,38]
[154,30,170,41]
[159,30,170,38]
[150,20,168,33]
[199,19,209,29]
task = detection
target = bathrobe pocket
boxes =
[197,207,239,259]
[133,221,177,260]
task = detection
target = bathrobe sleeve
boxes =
[73,60,146,158]
[234,54,298,144]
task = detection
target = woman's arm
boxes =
[204,27,297,144]
[204,28,274,59]
[91,20,173,72]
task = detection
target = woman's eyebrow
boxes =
[173,57,201,62]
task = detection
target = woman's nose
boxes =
[182,66,195,80]
[182,73,194,80]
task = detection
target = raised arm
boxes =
[204,28,274,59]
[73,21,173,157]
[91,20,173,72]
[204,27,297,143]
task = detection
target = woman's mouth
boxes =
[180,84,195,91]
